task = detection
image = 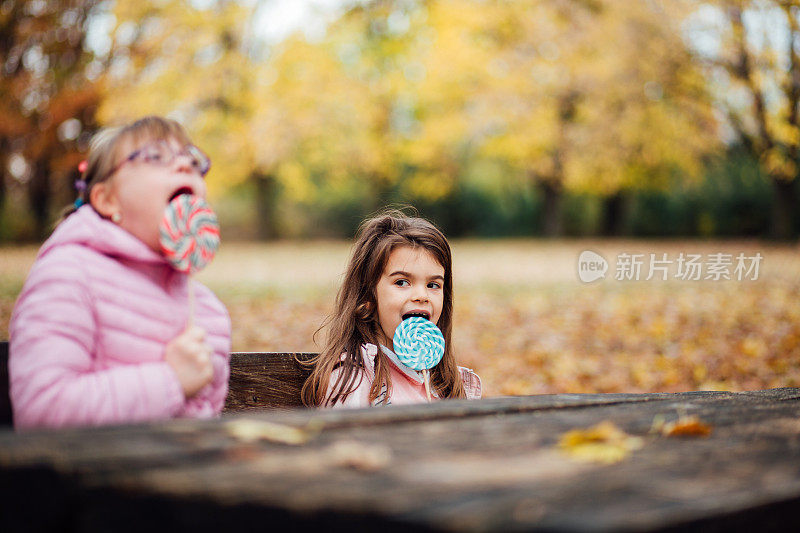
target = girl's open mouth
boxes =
[168,187,194,203]
[402,311,430,321]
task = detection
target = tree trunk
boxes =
[540,180,563,237]
[771,177,796,240]
[27,160,50,240]
[254,172,278,240]
[601,193,627,237]
[0,167,6,224]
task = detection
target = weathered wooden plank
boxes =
[224,352,315,411]
[2,389,800,532]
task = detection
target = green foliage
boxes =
[627,147,775,238]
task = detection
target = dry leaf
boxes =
[558,420,643,464]
[327,440,392,471]
[225,418,324,445]
[661,415,712,437]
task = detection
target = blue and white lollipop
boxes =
[393,316,445,371]
[393,316,444,401]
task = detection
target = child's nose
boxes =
[172,152,194,173]
[411,286,429,302]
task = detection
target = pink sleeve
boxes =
[180,287,231,418]
[9,251,184,430]
[458,366,483,399]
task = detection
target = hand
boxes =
[164,325,214,398]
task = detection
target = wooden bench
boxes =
[0,341,315,426]
[225,351,314,410]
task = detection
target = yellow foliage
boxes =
[277,161,314,203]
[405,171,453,201]
[763,148,797,180]
[97,0,719,206]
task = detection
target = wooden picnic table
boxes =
[2,388,800,532]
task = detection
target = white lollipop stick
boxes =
[423,369,431,402]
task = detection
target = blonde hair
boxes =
[62,116,193,220]
[302,209,465,406]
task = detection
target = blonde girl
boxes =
[9,116,231,430]
[302,210,481,407]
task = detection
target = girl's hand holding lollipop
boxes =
[159,193,220,397]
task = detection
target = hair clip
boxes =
[74,198,85,208]
[74,179,87,192]
[78,160,88,173]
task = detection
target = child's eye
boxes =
[144,151,164,163]
[427,281,441,289]
[394,279,410,287]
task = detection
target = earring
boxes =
[111,212,122,224]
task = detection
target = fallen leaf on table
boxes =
[225,418,324,445]
[660,415,712,437]
[328,440,393,471]
[558,420,643,465]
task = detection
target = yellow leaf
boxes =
[557,421,643,465]
[225,418,323,445]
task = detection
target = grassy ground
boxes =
[2,239,799,397]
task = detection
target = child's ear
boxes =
[89,182,120,220]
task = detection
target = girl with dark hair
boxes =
[302,210,481,407]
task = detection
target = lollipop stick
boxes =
[424,369,431,402]
[188,281,195,327]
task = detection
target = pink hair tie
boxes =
[78,160,88,173]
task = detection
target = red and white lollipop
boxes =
[159,194,220,322]
[159,194,219,274]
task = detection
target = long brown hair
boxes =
[61,116,193,221]
[301,209,465,406]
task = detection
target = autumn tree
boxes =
[98,0,719,238]
[687,0,800,239]
[262,0,432,225]
[319,0,717,236]
[0,0,101,239]
[101,0,384,238]
[457,0,718,236]
[98,0,272,230]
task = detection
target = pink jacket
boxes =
[327,344,482,408]
[9,206,231,430]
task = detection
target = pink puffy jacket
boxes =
[9,206,231,430]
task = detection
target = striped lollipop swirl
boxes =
[393,316,445,371]
[159,194,219,274]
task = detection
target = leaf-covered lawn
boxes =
[2,240,798,397]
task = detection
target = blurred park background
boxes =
[1,0,799,396]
